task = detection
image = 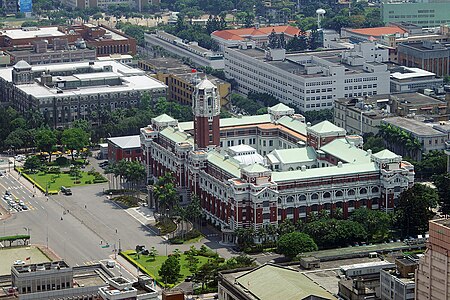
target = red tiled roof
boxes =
[346,26,407,37]
[212,25,301,41]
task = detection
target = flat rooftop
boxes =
[391,92,445,106]
[434,218,450,228]
[0,60,166,98]
[0,27,67,40]
[383,117,446,136]
[390,66,437,80]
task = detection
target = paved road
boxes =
[0,157,235,270]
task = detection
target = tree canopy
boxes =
[277,232,317,258]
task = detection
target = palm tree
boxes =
[153,173,178,217]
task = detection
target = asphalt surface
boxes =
[0,156,235,270]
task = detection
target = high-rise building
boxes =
[415,218,450,300]
[382,0,450,27]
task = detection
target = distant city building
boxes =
[0,60,167,127]
[218,263,336,300]
[62,0,159,11]
[341,26,407,43]
[107,135,143,163]
[415,218,450,300]
[0,25,136,58]
[97,54,135,66]
[144,30,224,69]
[141,79,414,237]
[335,92,449,135]
[389,66,443,93]
[398,41,450,77]
[382,117,450,153]
[211,25,301,51]
[224,42,390,112]
[5,39,96,65]
[382,0,450,27]
[98,276,157,300]
[380,257,418,300]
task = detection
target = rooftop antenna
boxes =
[316,9,326,29]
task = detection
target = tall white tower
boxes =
[316,8,326,29]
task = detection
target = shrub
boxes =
[85,180,92,184]
[47,166,61,174]
[54,157,69,166]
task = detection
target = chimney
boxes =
[301,165,307,171]
[367,149,372,155]
[337,161,343,168]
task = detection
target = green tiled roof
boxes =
[320,138,371,164]
[271,147,317,164]
[235,264,335,300]
[272,162,379,182]
[277,116,307,136]
[152,114,176,123]
[207,151,241,178]
[160,127,194,145]
[309,120,346,135]
[372,149,400,160]
[269,103,292,112]
[220,114,272,127]
[243,163,269,173]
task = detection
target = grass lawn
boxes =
[26,171,97,191]
[122,251,210,285]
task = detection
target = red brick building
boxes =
[107,135,142,163]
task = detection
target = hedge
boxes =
[18,168,59,195]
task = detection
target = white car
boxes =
[13,260,25,265]
[19,200,24,206]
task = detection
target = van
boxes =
[60,186,72,196]
[106,260,115,268]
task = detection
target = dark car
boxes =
[61,186,72,196]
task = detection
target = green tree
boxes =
[149,246,158,261]
[433,173,450,214]
[363,134,385,153]
[61,127,90,161]
[153,172,179,216]
[277,218,296,235]
[195,259,219,290]
[4,129,25,150]
[277,232,318,258]
[395,184,438,237]
[349,208,392,242]
[24,156,41,173]
[159,255,180,285]
[35,127,57,162]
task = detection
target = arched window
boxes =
[335,201,343,208]
[299,206,306,213]
[360,188,367,195]
[323,192,331,198]
[311,204,319,211]
[324,203,332,210]
[299,195,306,201]
[348,189,356,196]
[372,198,379,205]
[348,200,355,207]
[336,190,343,197]
[287,196,294,203]
[311,193,319,200]
[277,197,282,204]
[372,187,379,193]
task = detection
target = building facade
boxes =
[398,41,450,77]
[390,66,443,93]
[224,42,390,112]
[144,31,224,69]
[141,79,414,238]
[0,60,167,127]
[415,218,450,300]
[107,135,143,163]
[62,0,159,11]
[382,1,450,27]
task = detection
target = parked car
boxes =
[60,186,72,196]
[13,260,25,265]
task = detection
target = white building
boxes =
[144,30,225,69]
[389,66,443,93]
[224,42,390,112]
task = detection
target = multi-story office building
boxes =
[398,41,450,77]
[5,39,97,65]
[107,135,143,163]
[141,78,414,238]
[224,42,390,112]
[380,257,417,300]
[0,60,167,127]
[382,0,450,27]
[415,218,450,300]
[144,31,225,69]
[390,66,443,93]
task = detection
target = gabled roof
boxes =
[13,60,31,70]
[320,138,371,164]
[277,116,307,136]
[269,103,292,112]
[107,135,141,149]
[372,149,400,160]
[270,147,317,164]
[159,127,193,145]
[234,264,335,300]
[212,25,301,41]
[345,26,406,38]
[207,151,240,178]
[242,163,269,173]
[152,114,176,123]
[308,120,346,135]
[196,77,216,89]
